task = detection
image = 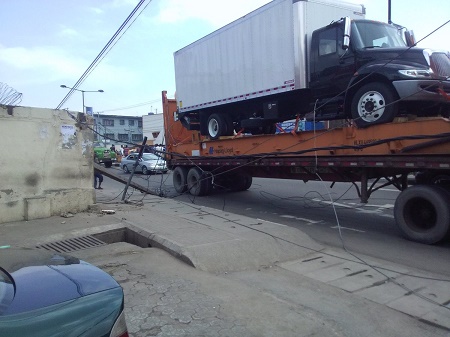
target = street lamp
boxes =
[60,84,104,143]
[60,85,104,113]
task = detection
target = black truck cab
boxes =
[309,18,450,127]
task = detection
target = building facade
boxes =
[93,114,143,147]
[142,113,164,145]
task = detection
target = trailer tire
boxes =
[173,166,189,193]
[207,114,230,140]
[187,167,212,196]
[234,174,253,191]
[394,185,450,244]
[351,82,397,128]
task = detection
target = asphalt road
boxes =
[104,167,450,278]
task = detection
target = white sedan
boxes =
[120,153,167,175]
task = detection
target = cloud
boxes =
[89,7,104,15]
[0,45,138,86]
[58,27,80,38]
[156,0,272,28]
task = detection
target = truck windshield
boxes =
[351,21,407,49]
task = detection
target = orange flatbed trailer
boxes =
[161,91,450,244]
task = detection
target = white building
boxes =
[142,113,164,145]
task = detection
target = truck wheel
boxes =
[207,114,229,140]
[351,82,397,128]
[173,166,188,193]
[394,185,450,244]
[233,174,253,191]
[187,167,212,196]
[104,161,112,168]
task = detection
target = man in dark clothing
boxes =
[94,170,103,189]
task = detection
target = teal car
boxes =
[0,248,128,337]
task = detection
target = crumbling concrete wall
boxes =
[0,105,95,223]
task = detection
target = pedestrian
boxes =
[120,145,124,156]
[94,170,103,189]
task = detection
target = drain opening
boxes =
[37,235,106,253]
[92,227,152,248]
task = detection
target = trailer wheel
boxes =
[234,174,253,191]
[351,82,398,128]
[173,166,189,193]
[394,185,450,244]
[187,167,212,196]
[207,114,230,140]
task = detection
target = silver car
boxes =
[121,153,167,175]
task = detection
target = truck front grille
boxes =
[430,52,450,77]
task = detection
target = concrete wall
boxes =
[0,105,95,223]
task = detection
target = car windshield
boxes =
[352,21,407,49]
[142,154,162,161]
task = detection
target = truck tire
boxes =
[351,82,398,128]
[394,185,450,244]
[104,161,112,168]
[207,113,231,140]
[187,167,212,196]
[173,166,189,193]
[233,174,253,191]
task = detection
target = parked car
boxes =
[0,247,128,337]
[120,153,167,175]
[94,142,116,168]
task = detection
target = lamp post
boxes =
[60,85,104,142]
[60,85,104,113]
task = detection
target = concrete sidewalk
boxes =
[0,178,449,336]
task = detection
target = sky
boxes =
[1,0,449,117]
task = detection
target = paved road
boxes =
[103,166,450,277]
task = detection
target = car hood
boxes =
[0,248,120,315]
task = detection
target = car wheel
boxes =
[351,82,398,128]
[123,165,130,173]
[142,166,149,175]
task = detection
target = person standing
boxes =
[94,170,103,189]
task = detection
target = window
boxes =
[318,28,337,56]
[103,119,114,126]
[120,119,125,125]
[104,133,115,140]
[138,120,143,127]
[152,132,160,139]
[132,134,143,141]
[118,134,128,141]
[128,120,135,126]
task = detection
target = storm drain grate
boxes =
[36,235,107,253]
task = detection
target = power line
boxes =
[56,0,152,109]
[98,98,161,113]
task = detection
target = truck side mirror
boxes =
[342,17,351,50]
[405,30,416,47]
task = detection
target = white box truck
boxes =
[174,0,450,139]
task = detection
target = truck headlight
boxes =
[398,69,433,78]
